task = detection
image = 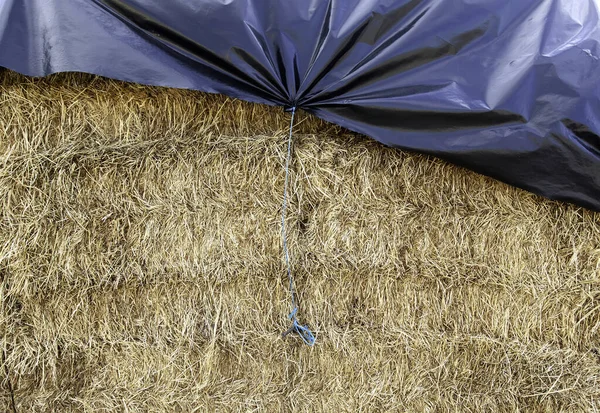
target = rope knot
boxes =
[283,307,316,346]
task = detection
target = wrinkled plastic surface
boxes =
[1,0,599,210]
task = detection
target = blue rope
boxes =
[280,106,315,346]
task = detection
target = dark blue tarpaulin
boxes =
[1,0,599,210]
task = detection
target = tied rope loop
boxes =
[280,106,315,347]
[285,308,316,346]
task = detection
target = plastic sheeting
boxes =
[1,0,599,210]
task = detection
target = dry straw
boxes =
[0,70,599,412]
